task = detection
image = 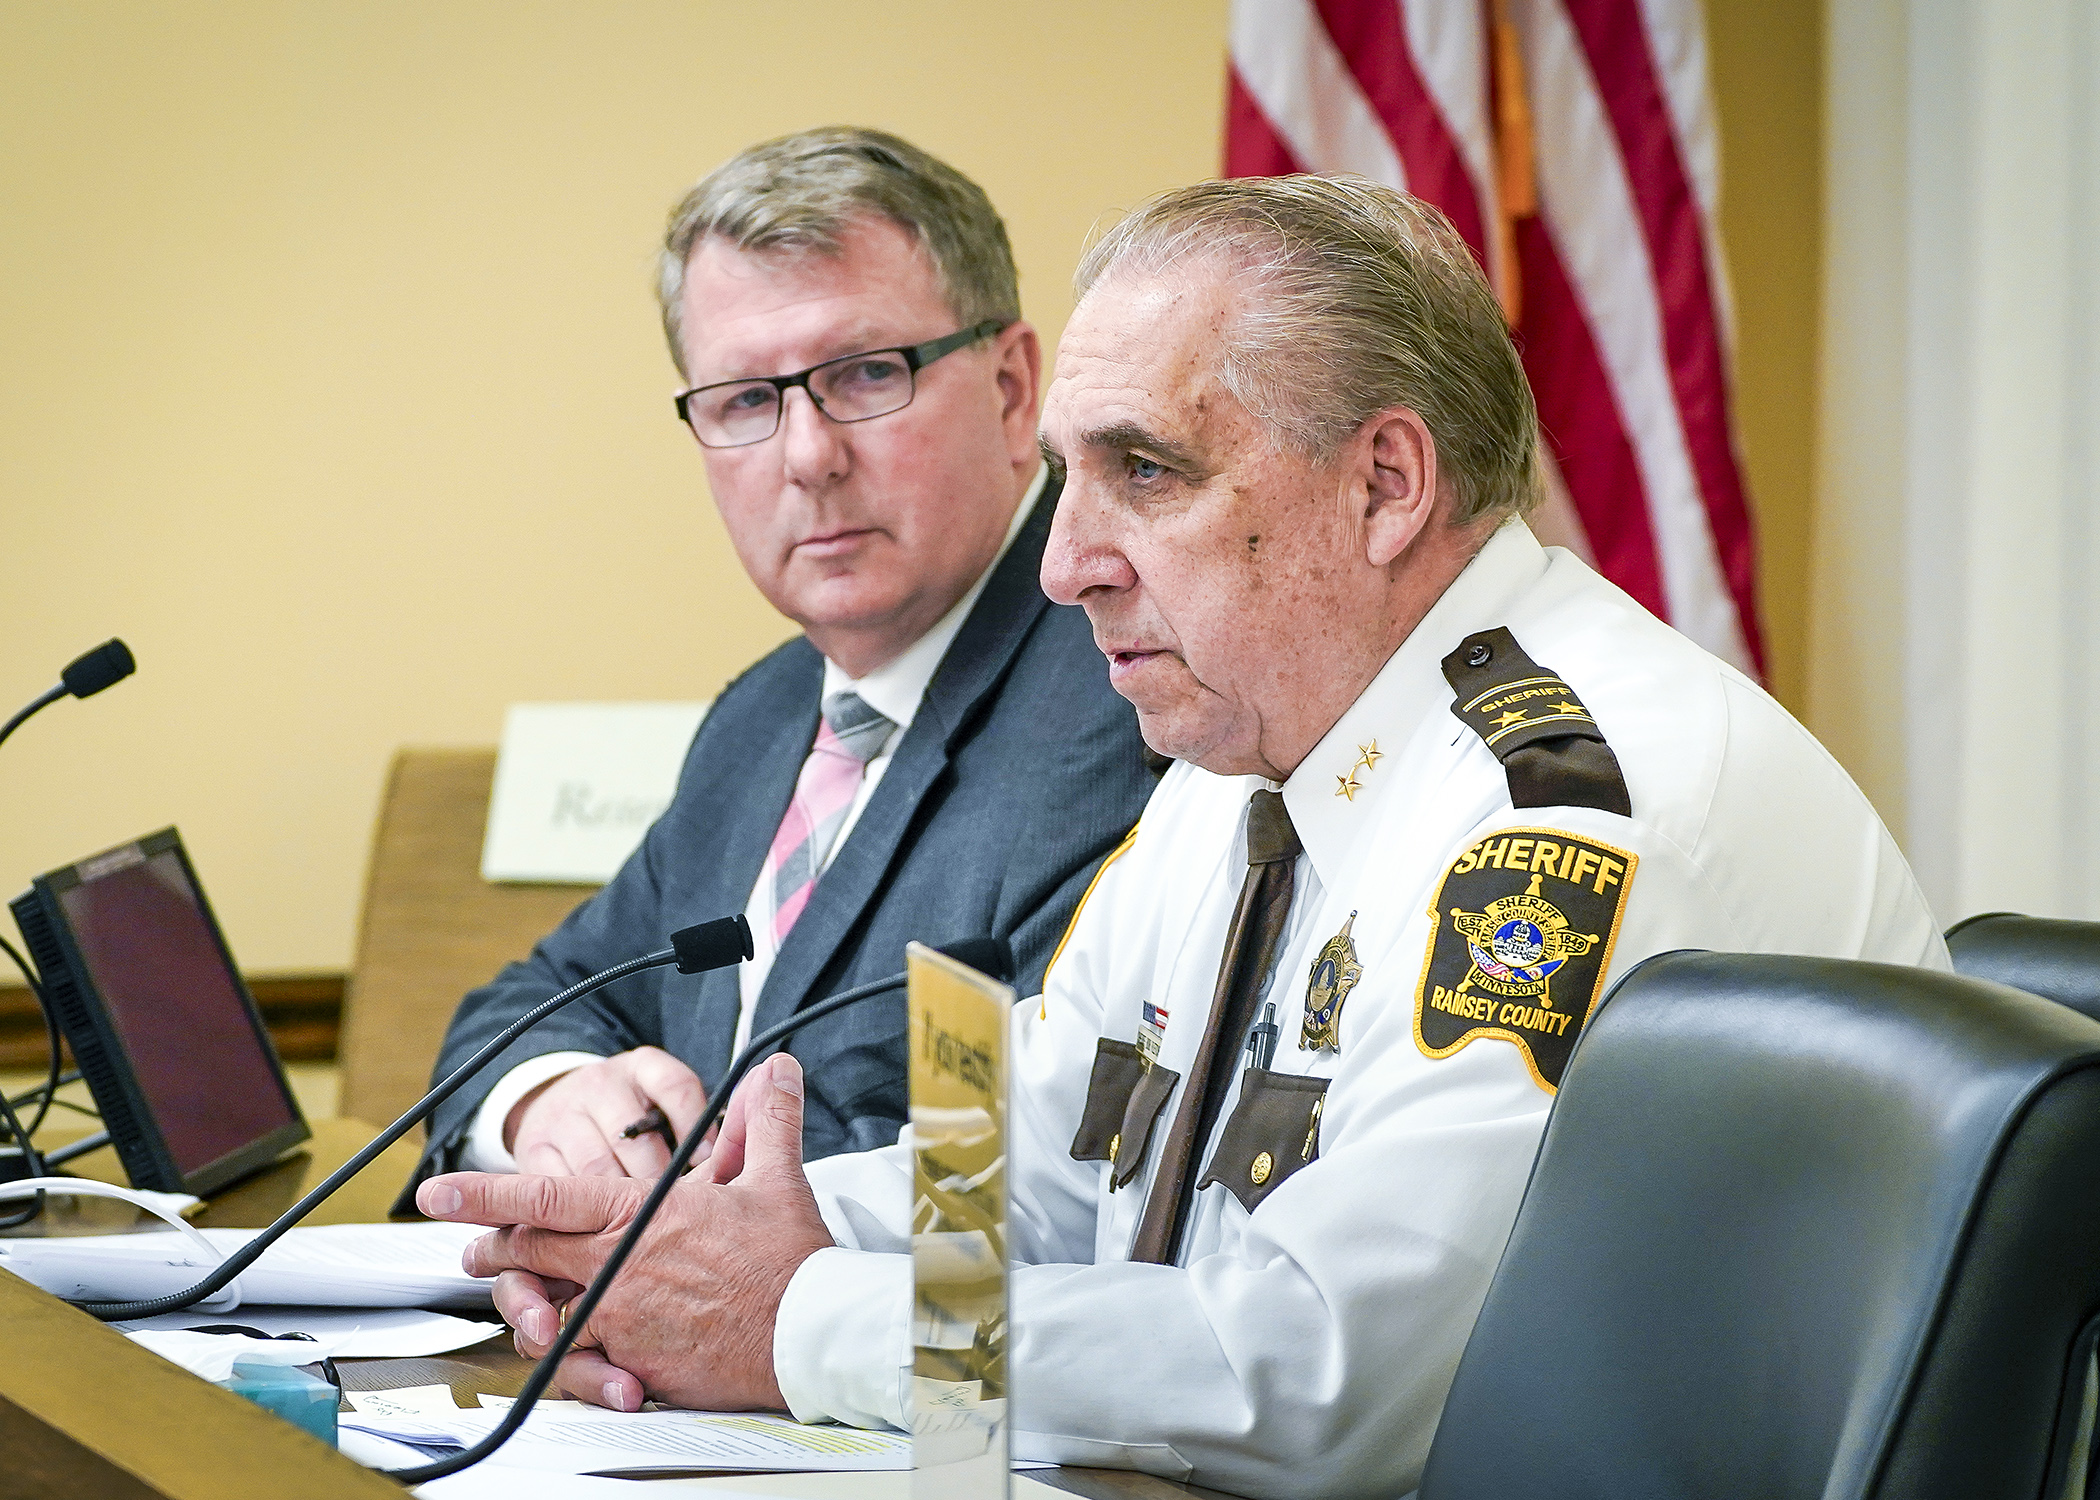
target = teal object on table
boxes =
[222,1360,339,1445]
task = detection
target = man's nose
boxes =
[778,387,850,488]
[1041,476,1138,606]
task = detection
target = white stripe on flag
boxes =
[1631,0,1736,350]
[1232,0,1407,187]
[1518,0,1752,670]
[1402,0,1502,271]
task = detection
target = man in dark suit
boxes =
[411,127,1152,1188]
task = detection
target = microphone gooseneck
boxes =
[386,934,1014,1483]
[0,637,136,754]
[0,637,139,1228]
[75,915,752,1321]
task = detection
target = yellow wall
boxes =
[1707,0,1821,719]
[0,1,1820,976]
[0,1,1232,972]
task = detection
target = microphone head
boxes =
[933,936,1016,985]
[673,914,754,974]
[60,638,135,700]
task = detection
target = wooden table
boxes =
[4,1120,1234,1500]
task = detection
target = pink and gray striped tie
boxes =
[763,691,897,943]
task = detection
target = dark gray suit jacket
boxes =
[409,488,1154,1187]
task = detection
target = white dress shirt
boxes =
[462,467,1049,1172]
[770,519,1949,1498]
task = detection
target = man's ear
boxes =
[997,322,1044,467]
[1360,407,1439,568]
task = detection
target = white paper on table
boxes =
[345,1385,469,1419]
[117,1306,503,1357]
[126,1327,362,1383]
[409,1461,666,1499]
[344,1404,1056,1479]
[342,1417,717,1497]
[341,1426,456,1474]
[0,1221,491,1309]
[338,1405,913,1475]
[477,1393,590,1415]
[0,1180,202,1220]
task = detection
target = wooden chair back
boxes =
[338,749,591,1128]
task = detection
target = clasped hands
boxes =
[417,1053,835,1412]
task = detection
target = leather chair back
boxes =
[1949,912,2100,1023]
[1420,952,2100,1500]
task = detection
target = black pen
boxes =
[619,1105,677,1150]
[1246,1001,1280,1072]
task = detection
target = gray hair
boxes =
[1074,175,1538,524]
[658,127,1020,378]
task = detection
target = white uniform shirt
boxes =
[773,520,1948,1498]
[461,468,1049,1173]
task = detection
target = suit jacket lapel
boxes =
[750,482,1060,1033]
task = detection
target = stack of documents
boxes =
[0,1221,491,1308]
[115,1307,507,1378]
[114,1304,503,1354]
[340,1388,913,1477]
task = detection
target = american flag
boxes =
[1226,0,1763,676]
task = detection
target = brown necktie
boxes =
[1130,789,1301,1264]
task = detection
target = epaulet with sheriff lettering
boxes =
[1440,627,1632,818]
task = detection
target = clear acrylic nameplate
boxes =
[908,941,1013,1499]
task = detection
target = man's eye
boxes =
[720,385,774,415]
[1128,456,1167,483]
[843,357,905,386]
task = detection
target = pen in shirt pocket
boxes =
[1245,1001,1280,1072]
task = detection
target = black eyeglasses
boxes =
[673,319,1009,449]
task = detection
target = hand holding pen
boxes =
[501,1047,707,1179]
[620,1106,677,1151]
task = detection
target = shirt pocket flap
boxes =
[1112,1061,1181,1189]
[1070,1039,1146,1160]
[1197,1068,1330,1213]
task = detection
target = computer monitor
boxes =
[10,828,308,1197]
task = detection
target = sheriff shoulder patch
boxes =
[1413,827,1637,1093]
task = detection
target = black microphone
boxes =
[0,638,137,753]
[75,914,754,1322]
[387,934,1015,1483]
[60,639,136,700]
[0,638,139,1227]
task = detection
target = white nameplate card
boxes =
[480,702,708,884]
[909,942,1013,1499]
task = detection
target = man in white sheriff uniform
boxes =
[419,176,1947,1500]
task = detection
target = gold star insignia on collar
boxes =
[1553,701,1587,717]
[1335,772,1362,801]
[1355,739,1383,773]
[1491,709,1528,729]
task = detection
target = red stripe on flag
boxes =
[1310,0,1489,260]
[1560,0,1764,672]
[1515,215,1667,618]
[1224,64,1307,178]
